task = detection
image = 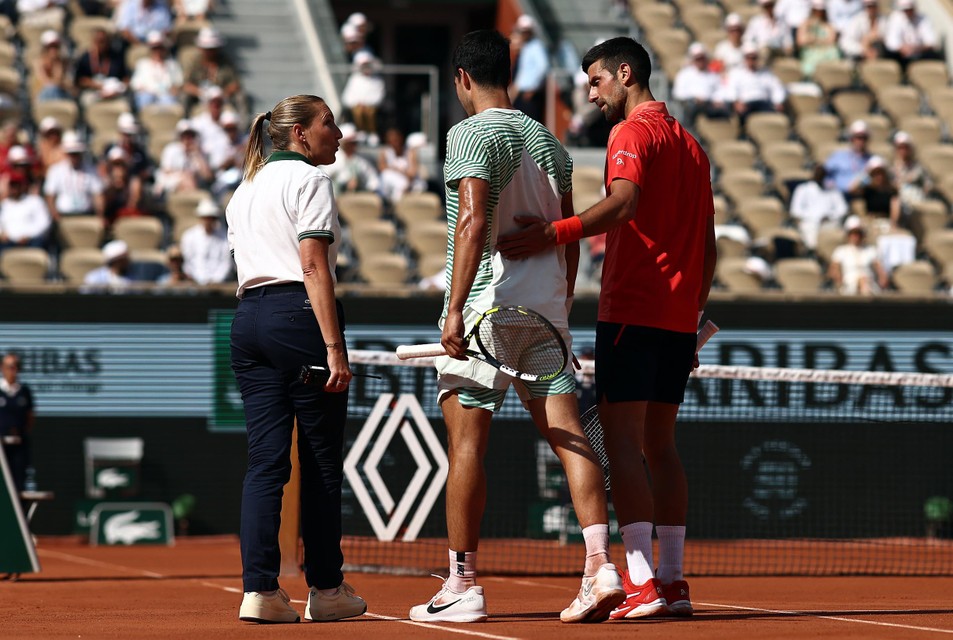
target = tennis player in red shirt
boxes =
[498,36,717,620]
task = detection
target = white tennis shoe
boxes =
[305,581,367,621]
[409,579,487,623]
[560,563,627,623]
[238,588,300,623]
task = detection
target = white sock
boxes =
[446,549,476,593]
[581,523,609,576]
[619,521,654,584]
[656,525,686,584]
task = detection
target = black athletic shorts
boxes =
[594,322,697,405]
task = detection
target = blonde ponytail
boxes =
[241,96,326,181]
[242,111,270,181]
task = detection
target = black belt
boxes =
[248,282,306,296]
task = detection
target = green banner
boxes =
[0,447,39,575]
[89,502,175,546]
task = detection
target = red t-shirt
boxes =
[600,101,714,333]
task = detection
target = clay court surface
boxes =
[3,536,953,639]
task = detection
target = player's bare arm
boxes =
[442,176,490,359]
[496,179,640,259]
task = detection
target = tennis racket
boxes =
[582,319,720,490]
[396,305,569,382]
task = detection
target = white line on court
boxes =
[40,549,522,640]
[700,601,953,635]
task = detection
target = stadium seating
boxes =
[337,192,384,226]
[716,257,764,293]
[348,219,398,257]
[891,261,938,294]
[774,258,824,294]
[113,217,165,250]
[58,216,104,249]
[393,192,443,227]
[59,248,104,284]
[0,248,50,284]
[358,253,410,286]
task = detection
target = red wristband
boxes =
[553,216,583,245]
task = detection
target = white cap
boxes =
[844,215,865,232]
[897,0,915,9]
[341,23,361,42]
[893,130,912,145]
[62,130,86,153]
[406,132,427,150]
[725,12,744,28]
[39,116,61,133]
[196,27,223,48]
[220,111,240,127]
[849,119,869,135]
[353,51,375,67]
[204,85,224,102]
[146,30,165,47]
[346,12,367,27]
[688,42,708,58]
[117,112,139,134]
[40,29,60,47]
[516,15,536,31]
[339,122,358,142]
[196,198,219,217]
[100,77,126,97]
[865,155,887,172]
[102,239,129,263]
[742,256,772,281]
[106,146,128,163]
[8,145,29,164]
[742,42,759,56]
[811,0,826,10]
[176,119,197,134]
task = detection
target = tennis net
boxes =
[340,349,953,576]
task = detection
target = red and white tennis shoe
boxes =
[560,562,627,623]
[409,578,487,623]
[608,572,667,620]
[660,579,693,616]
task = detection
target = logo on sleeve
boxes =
[612,149,639,165]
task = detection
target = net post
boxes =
[279,420,302,577]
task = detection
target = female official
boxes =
[226,94,366,624]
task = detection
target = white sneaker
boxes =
[239,589,300,623]
[305,581,367,622]
[560,563,627,623]
[409,579,487,623]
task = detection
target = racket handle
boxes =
[396,343,447,359]
[696,320,719,351]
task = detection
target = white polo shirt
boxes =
[226,151,340,298]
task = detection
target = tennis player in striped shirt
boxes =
[407,29,625,625]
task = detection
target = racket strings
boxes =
[477,310,566,377]
[580,405,611,490]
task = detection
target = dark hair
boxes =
[451,30,511,89]
[581,37,651,88]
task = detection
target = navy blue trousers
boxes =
[230,283,348,592]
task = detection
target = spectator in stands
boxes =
[179,197,232,284]
[154,119,212,198]
[2,146,41,198]
[130,30,183,110]
[36,117,65,176]
[829,215,888,293]
[183,27,241,111]
[672,43,729,126]
[102,147,145,230]
[850,155,901,227]
[840,0,887,61]
[209,110,245,197]
[510,15,549,123]
[32,30,73,102]
[789,164,848,250]
[774,0,812,38]
[713,13,747,74]
[341,51,385,141]
[824,119,872,194]
[884,0,940,68]
[0,352,35,493]
[116,0,173,46]
[797,0,842,79]
[43,132,105,221]
[744,0,794,58]
[0,171,51,250]
[377,127,425,205]
[173,0,214,25]
[74,26,130,108]
[192,86,232,170]
[83,238,132,291]
[827,0,863,34]
[324,122,379,195]
[723,43,786,124]
[340,22,372,62]
[0,121,21,170]
[891,130,932,214]
[345,12,371,39]
[156,244,193,285]
[103,112,152,180]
